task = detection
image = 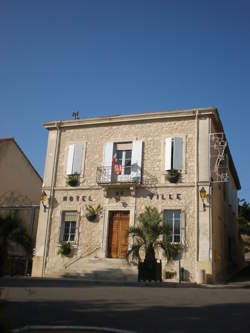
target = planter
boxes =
[86,214,97,222]
[66,174,79,187]
[58,242,71,256]
[167,170,180,183]
[138,260,162,282]
[85,205,102,222]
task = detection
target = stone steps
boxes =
[47,257,138,282]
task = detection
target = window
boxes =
[113,142,132,176]
[164,210,181,243]
[63,221,76,242]
[101,140,143,183]
[116,150,132,175]
[62,211,78,242]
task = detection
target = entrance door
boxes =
[108,211,130,259]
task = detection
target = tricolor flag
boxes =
[112,152,121,175]
[112,152,117,165]
[114,164,121,175]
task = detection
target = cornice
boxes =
[43,107,217,129]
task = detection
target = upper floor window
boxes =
[164,210,181,243]
[100,140,142,183]
[113,142,132,175]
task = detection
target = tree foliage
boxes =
[238,200,250,235]
[127,207,182,264]
[0,212,32,275]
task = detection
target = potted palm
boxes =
[66,173,80,187]
[127,207,182,282]
[85,205,102,222]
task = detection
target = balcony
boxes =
[96,165,157,187]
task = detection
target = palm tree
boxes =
[0,212,32,276]
[238,199,250,235]
[127,207,181,265]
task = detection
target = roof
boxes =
[43,107,217,129]
[42,106,240,190]
[0,137,42,182]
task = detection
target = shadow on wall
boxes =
[0,191,32,206]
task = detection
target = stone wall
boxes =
[53,119,196,187]
[0,139,42,205]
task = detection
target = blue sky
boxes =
[0,0,249,200]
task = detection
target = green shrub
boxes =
[58,242,71,256]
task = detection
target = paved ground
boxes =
[1,264,250,333]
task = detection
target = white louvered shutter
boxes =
[165,138,172,171]
[66,144,75,175]
[72,144,83,174]
[131,140,143,183]
[66,144,84,175]
[173,137,183,170]
[101,142,113,182]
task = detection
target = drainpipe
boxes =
[195,110,199,268]
[42,121,62,277]
[208,118,213,269]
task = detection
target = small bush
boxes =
[66,173,79,187]
[167,169,180,183]
[58,242,71,256]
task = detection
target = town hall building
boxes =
[32,107,243,283]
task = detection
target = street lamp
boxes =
[40,191,50,212]
[200,187,209,211]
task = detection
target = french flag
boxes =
[112,152,117,165]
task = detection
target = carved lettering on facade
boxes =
[61,192,182,203]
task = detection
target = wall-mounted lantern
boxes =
[199,187,209,211]
[40,191,50,212]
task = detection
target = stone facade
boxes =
[32,108,243,283]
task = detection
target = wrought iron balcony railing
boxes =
[96,165,158,186]
[96,165,139,185]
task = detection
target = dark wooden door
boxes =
[108,211,130,259]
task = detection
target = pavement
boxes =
[1,262,250,333]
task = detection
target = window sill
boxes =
[162,170,187,177]
[57,241,78,248]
